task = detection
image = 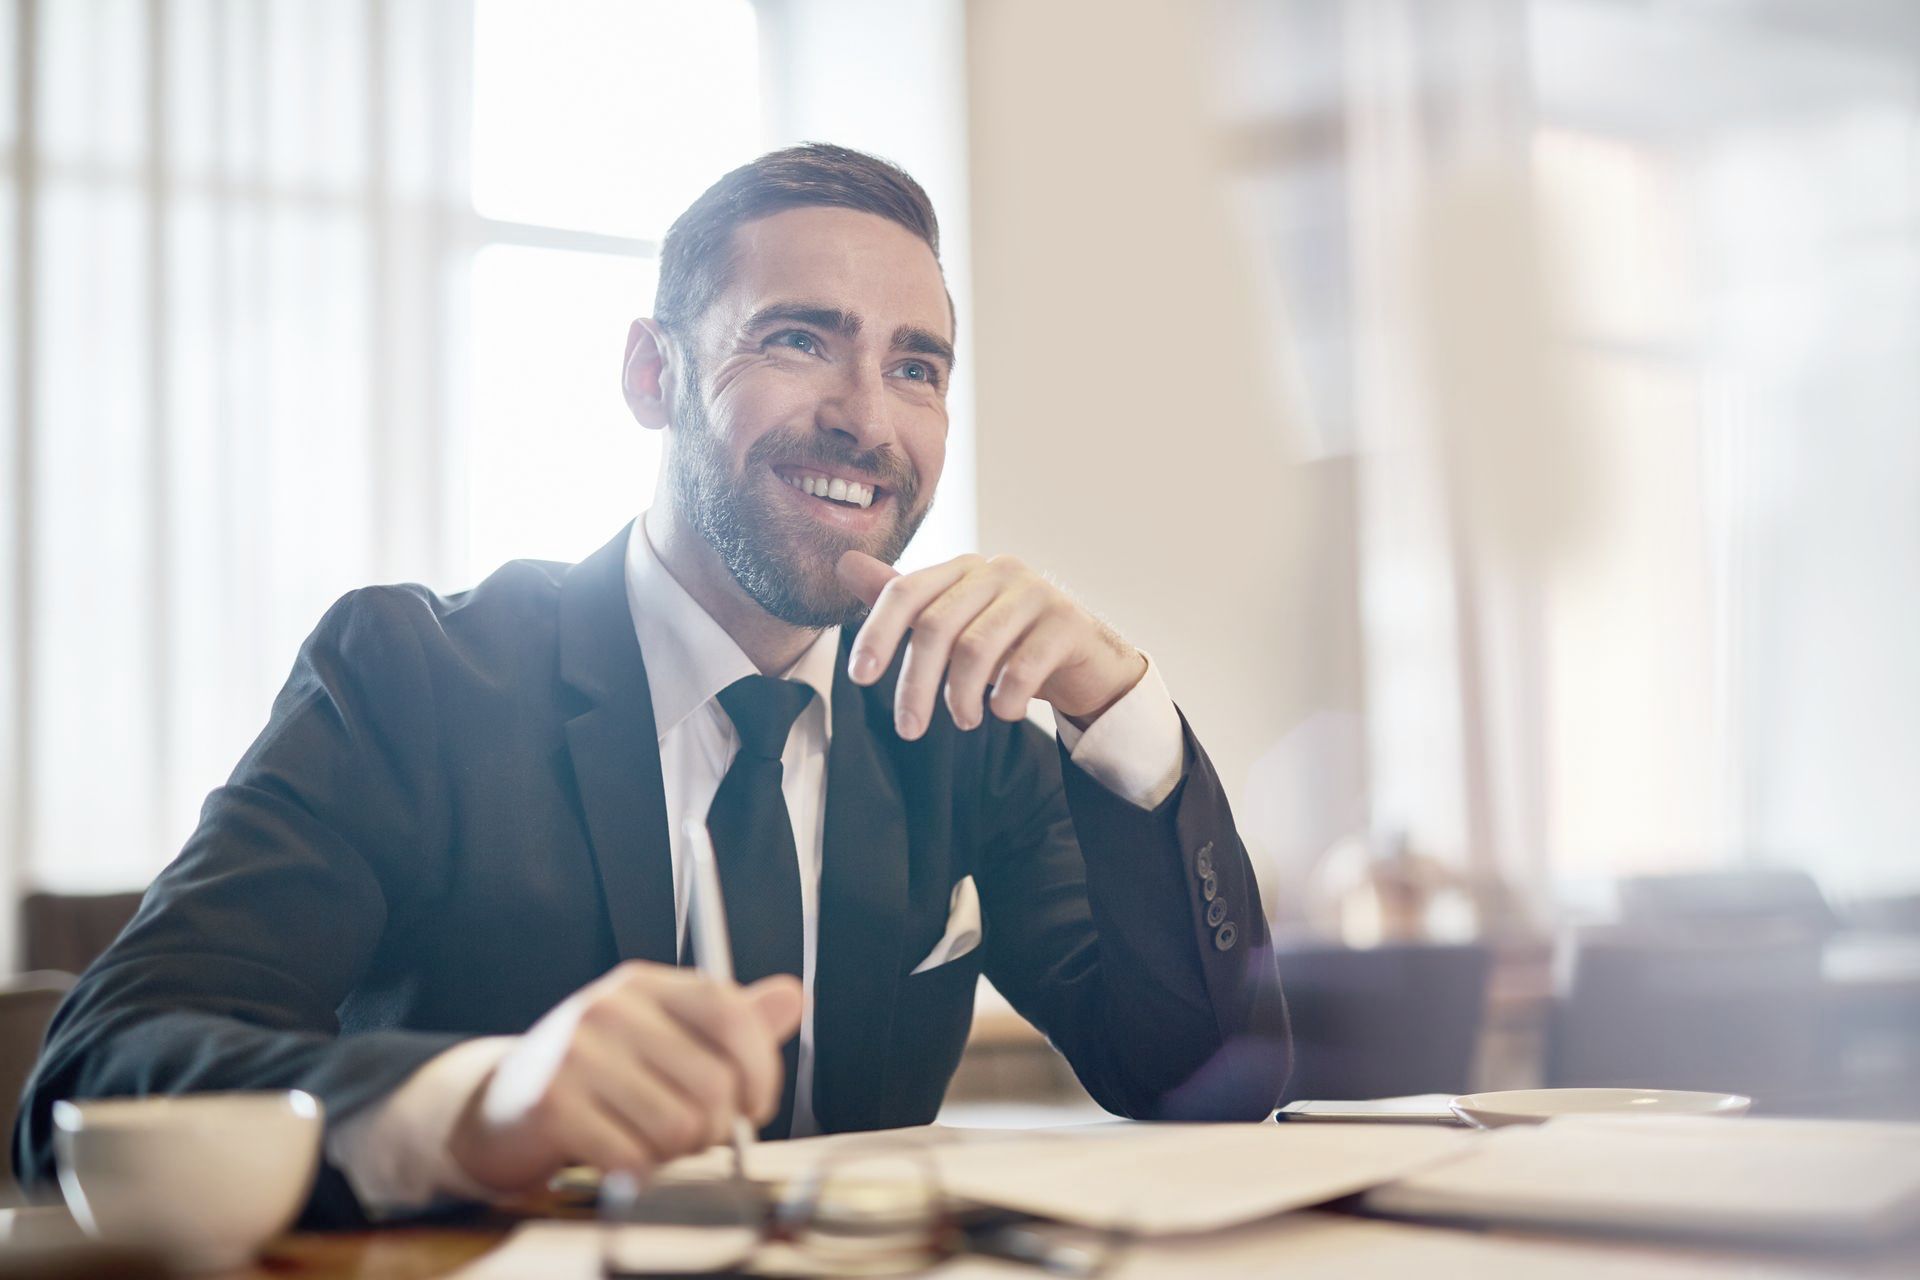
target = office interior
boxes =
[2,0,1918,1216]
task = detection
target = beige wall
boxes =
[964,0,1364,897]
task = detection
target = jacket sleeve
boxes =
[972,709,1291,1121]
[12,588,468,1225]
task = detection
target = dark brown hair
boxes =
[653,143,944,339]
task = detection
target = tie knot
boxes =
[717,676,815,760]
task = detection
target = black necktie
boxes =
[708,674,814,1139]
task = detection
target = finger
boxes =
[846,555,982,685]
[892,567,1012,739]
[988,610,1082,721]
[649,977,784,1123]
[834,550,898,609]
[621,998,749,1142]
[552,1090,656,1180]
[943,584,1052,731]
[587,980,752,1138]
[745,974,805,1040]
[571,1032,711,1161]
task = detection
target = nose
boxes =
[816,359,896,455]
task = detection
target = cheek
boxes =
[710,371,815,449]
[906,418,947,497]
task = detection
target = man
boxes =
[16,145,1288,1223]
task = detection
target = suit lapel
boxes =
[559,524,678,966]
[809,643,912,1131]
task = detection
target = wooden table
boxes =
[10,1185,1919,1278]
[0,1199,573,1279]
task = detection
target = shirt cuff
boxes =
[324,1034,516,1217]
[1053,653,1185,810]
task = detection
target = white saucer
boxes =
[1449,1088,1751,1129]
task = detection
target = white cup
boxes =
[53,1090,324,1272]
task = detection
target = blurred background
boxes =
[1,0,1917,1152]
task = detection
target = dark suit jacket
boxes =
[15,525,1289,1224]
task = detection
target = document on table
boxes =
[452,1210,1812,1280]
[1365,1114,1920,1246]
[657,1119,1474,1234]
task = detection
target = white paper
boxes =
[1366,1115,1920,1245]
[656,1120,1473,1235]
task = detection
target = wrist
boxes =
[1057,648,1148,732]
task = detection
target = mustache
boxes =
[743,429,920,508]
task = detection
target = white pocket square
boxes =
[909,875,981,975]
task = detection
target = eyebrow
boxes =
[742,301,955,369]
[741,303,861,339]
[893,324,956,370]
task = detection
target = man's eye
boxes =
[898,361,936,384]
[771,331,818,354]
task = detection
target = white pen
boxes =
[682,818,757,1182]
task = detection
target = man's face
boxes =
[664,206,953,628]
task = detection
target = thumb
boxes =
[835,550,898,609]
[745,973,805,1041]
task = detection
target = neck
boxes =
[643,502,823,677]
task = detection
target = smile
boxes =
[775,466,879,510]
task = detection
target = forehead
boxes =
[706,205,952,344]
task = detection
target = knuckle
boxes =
[952,631,990,665]
[913,606,956,640]
[578,996,626,1036]
[614,959,653,985]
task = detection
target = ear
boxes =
[622,318,675,430]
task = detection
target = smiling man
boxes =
[16,145,1290,1222]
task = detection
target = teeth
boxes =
[781,470,876,509]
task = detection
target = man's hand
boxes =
[447,963,803,1193]
[837,550,1148,740]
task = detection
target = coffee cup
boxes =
[53,1090,323,1271]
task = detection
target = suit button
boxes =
[1206,898,1228,928]
[1213,922,1237,951]
[1201,872,1218,902]
[1195,841,1214,877]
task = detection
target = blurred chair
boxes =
[1274,943,1492,1102]
[1842,891,1920,935]
[0,971,78,1204]
[1618,870,1839,939]
[18,892,144,977]
[1547,929,1825,1107]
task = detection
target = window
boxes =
[0,0,764,910]
[462,0,760,578]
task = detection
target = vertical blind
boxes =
[0,0,764,966]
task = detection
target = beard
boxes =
[665,358,931,628]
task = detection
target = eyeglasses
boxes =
[598,1139,1128,1278]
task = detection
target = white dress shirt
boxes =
[327,517,1186,1211]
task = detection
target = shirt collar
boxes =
[623,516,838,742]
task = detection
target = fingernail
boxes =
[897,710,922,739]
[851,651,878,682]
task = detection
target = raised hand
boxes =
[836,550,1147,740]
